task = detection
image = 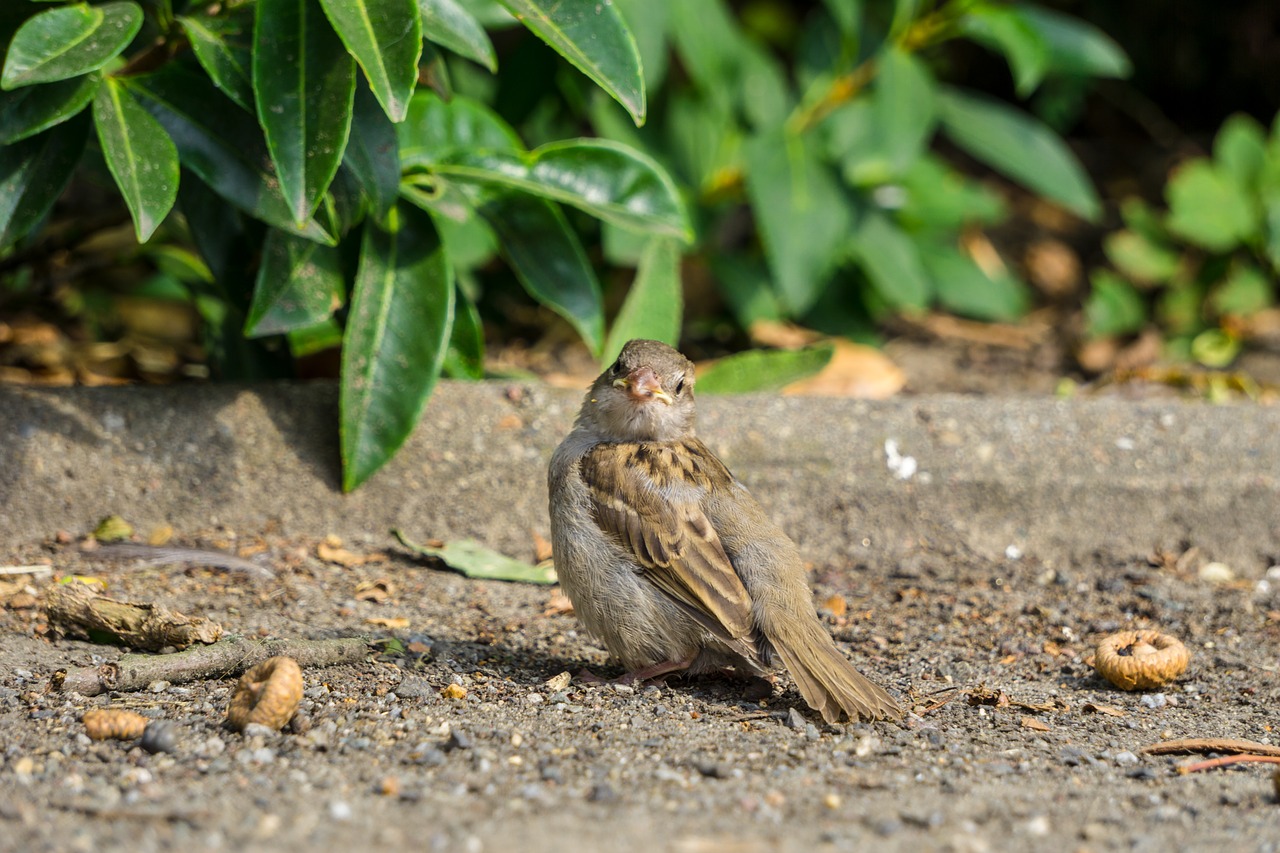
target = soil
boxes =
[2,525,1278,853]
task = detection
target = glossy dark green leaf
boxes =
[341,202,454,490]
[1165,160,1257,253]
[959,4,1049,96]
[398,91,522,169]
[937,87,1100,222]
[343,82,400,218]
[418,0,496,71]
[0,73,99,143]
[697,344,835,395]
[848,211,930,309]
[437,139,691,240]
[0,112,89,249]
[443,285,485,379]
[1014,4,1130,79]
[742,129,851,316]
[254,0,355,225]
[602,237,682,367]
[613,0,669,91]
[871,47,936,176]
[92,77,179,242]
[923,244,1029,321]
[498,0,645,126]
[477,192,604,355]
[1085,270,1146,337]
[179,11,255,111]
[127,62,334,243]
[2,2,141,89]
[245,229,344,336]
[317,0,421,122]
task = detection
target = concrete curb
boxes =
[3,382,1276,573]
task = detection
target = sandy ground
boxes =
[2,380,1279,852]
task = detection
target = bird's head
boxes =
[581,339,697,443]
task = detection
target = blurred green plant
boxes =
[0,0,1130,488]
[1088,112,1280,367]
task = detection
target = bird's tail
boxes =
[769,619,902,724]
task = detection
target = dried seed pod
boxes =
[1094,629,1190,691]
[83,708,148,741]
[226,656,304,732]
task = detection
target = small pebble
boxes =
[1198,562,1235,584]
[328,800,352,821]
[242,723,278,740]
[140,721,179,754]
[587,782,618,803]
[147,680,171,694]
[1113,751,1139,766]
[785,708,807,730]
[1139,694,1167,709]
[445,729,473,751]
[410,745,446,767]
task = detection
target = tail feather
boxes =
[770,621,901,724]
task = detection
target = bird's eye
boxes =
[675,376,685,395]
[610,360,622,376]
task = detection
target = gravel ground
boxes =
[2,528,1278,853]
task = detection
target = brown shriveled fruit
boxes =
[83,708,148,740]
[1094,629,1190,691]
[226,656,304,731]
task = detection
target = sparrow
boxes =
[548,339,902,723]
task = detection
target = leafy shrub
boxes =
[1089,112,1280,367]
[0,0,1129,487]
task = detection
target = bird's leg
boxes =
[575,657,694,687]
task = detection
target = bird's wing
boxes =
[580,439,757,647]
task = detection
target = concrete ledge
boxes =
[3,382,1276,573]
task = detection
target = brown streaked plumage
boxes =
[548,338,902,723]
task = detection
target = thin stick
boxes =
[1142,738,1280,758]
[55,636,369,696]
[1179,754,1280,774]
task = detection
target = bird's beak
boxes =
[613,366,673,405]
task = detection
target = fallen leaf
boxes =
[1020,716,1051,731]
[318,537,383,567]
[965,686,1010,708]
[782,338,905,399]
[365,616,409,629]
[1082,702,1126,717]
[146,525,174,546]
[354,578,393,603]
[545,671,572,691]
[394,531,557,585]
[531,531,554,563]
[544,588,575,616]
[748,319,821,349]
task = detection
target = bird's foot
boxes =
[575,658,693,687]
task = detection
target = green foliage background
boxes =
[7,0,1242,488]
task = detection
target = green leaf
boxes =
[394,531,558,584]
[1190,329,1239,369]
[341,203,454,490]
[897,155,1006,231]
[710,254,784,327]
[922,244,1029,321]
[1165,160,1258,253]
[2,2,142,89]
[613,0,670,91]
[437,139,691,240]
[317,0,421,122]
[697,344,836,395]
[179,11,255,111]
[254,0,355,225]
[476,192,604,355]
[443,285,485,379]
[398,91,522,168]
[602,237,682,366]
[871,47,936,175]
[418,0,496,71]
[127,62,335,243]
[244,229,344,336]
[92,77,179,242]
[1085,270,1146,337]
[848,211,930,310]
[343,82,400,218]
[498,0,645,126]
[937,87,1100,222]
[960,4,1049,96]
[0,112,89,249]
[1210,264,1272,317]
[1014,4,1131,79]
[742,129,852,316]
[1213,113,1268,189]
[0,73,99,144]
[1103,230,1180,285]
